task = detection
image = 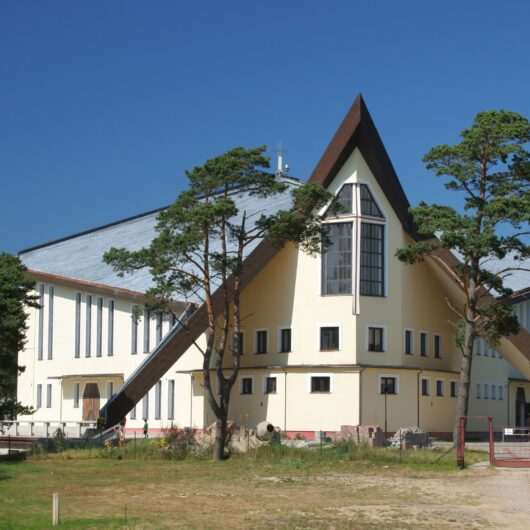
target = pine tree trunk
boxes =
[213,415,228,461]
[452,319,475,443]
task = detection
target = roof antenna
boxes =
[273,140,288,176]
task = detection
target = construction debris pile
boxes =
[389,426,432,449]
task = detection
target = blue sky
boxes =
[1,1,529,253]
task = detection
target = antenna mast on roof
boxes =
[272,140,289,176]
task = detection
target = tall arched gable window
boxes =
[322,183,385,297]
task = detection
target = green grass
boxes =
[0,444,488,529]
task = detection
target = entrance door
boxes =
[83,383,100,421]
[515,387,526,427]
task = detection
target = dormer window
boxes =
[322,183,386,297]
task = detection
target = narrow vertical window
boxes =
[255,330,268,354]
[434,334,442,358]
[46,383,52,408]
[436,380,444,397]
[236,331,244,355]
[47,286,54,359]
[107,300,114,356]
[142,393,149,419]
[75,292,81,358]
[368,327,384,352]
[107,381,114,399]
[421,378,430,396]
[321,222,352,295]
[484,383,489,399]
[492,385,496,400]
[167,380,175,420]
[155,380,162,419]
[36,384,42,408]
[38,284,44,360]
[499,385,504,400]
[476,383,481,399]
[85,294,92,357]
[131,306,138,354]
[73,382,80,408]
[360,223,384,296]
[265,376,277,394]
[96,297,103,357]
[279,328,292,353]
[143,308,150,353]
[450,381,457,397]
[130,405,137,420]
[420,332,428,356]
[405,330,413,354]
[156,312,163,345]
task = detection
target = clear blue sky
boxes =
[1,1,529,253]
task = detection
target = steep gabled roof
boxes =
[309,94,416,237]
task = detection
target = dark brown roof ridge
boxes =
[308,94,416,237]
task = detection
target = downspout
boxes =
[59,379,63,423]
[358,367,365,425]
[283,368,287,432]
[417,369,423,428]
[190,374,193,428]
[507,380,511,427]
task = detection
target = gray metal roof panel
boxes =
[20,177,301,300]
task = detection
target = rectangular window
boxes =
[320,326,339,351]
[38,284,44,360]
[96,297,103,357]
[107,381,114,399]
[450,381,457,398]
[85,294,92,357]
[265,376,277,394]
[155,380,162,419]
[156,312,163,345]
[107,300,114,356]
[368,327,384,352]
[499,385,504,401]
[130,405,136,420]
[46,383,52,408]
[167,380,175,420]
[36,384,42,408]
[131,306,138,354]
[311,376,331,393]
[360,222,384,296]
[484,383,489,399]
[434,334,442,358]
[405,329,413,354]
[421,378,430,396]
[380,376,397,394]
[47,285,54,359]
[142,393,149,419]
[436,380,444,397]
[255,330,267,354]
[240,377,253,395]
[420,332,428,356]
[75,292,81,358]
[322,222,352,295]
[476,382,481,399]
[143,308,150,353]
[279,328,292,353]
[492,385,496,400]
[73,382,80,408]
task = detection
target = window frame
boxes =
[420,331,428,357]
[434,333,442,358]
[404,328,414,355]
[319,325,341,351]
[254,329,268,354]
[450,380,458,398]
[421,377,430,396]
[436,379,445,397]
[379,374,399,395]
[240,376,253,395]
[309,374,333,393]
[107,299,115,356]
[263,375,278,394]
[366,324,386,352]
[278,326,292,353]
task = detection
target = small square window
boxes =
[450,381,457,398]
[255,330,267,354]
[279,328,292,353]
[368,327,384,352]
[420,332,428,356]
[434,335,442,358]
[421,378,430,396]
[241,377,253,395]
[311,376,331,393]
[380,377,397,395]
[405,330,413,354]
[436,380,444,397]
[320,327,339,350]
[265,376,277,394]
